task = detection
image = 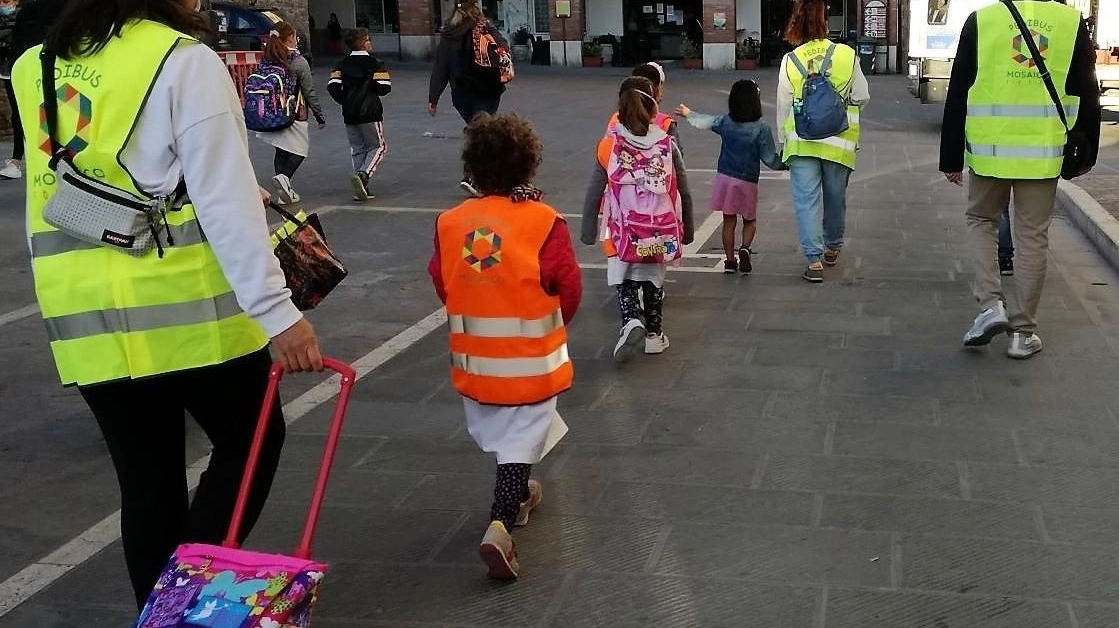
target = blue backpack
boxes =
[786,43,849,140]
[243,56,297,132]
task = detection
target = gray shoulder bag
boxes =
[39,48,174,258]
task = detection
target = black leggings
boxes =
[491,463,531,530]
[4,79,24,161]
[274,148,305,179]
[78,348,285,609]
[617,280,665,334]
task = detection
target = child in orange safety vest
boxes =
[427,112,582,580]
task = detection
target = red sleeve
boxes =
[428,232,447,304]
[539,218,582,325]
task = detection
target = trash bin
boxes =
[857,37,876,75]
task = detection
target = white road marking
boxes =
[0,304,39,328]
[685,211,723,257]
[0,308,448,618]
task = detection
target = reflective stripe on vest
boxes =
[781,40,861,170]
[13,20,268,386]
[437,197,572,406]
[449,309,563,339]
[964,1,1081,180]
[451,345,570,378]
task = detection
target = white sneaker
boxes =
[644,332,670,354]
[1007,331,1043,360]
[0,160,22,179]
[272,174,300,204]
[613,318,646,363]
[963,301,1009,347]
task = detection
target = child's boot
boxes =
[515,480,542,527]
[479,521,519,580]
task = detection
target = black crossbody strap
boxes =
[39,47,64,159]
[1000,0,1070,132]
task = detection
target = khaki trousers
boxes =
[966,172,1058,332]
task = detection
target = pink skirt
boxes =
[710,173,759,219]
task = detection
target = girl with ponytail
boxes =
[255,21,326,205]
[581,76,694,363]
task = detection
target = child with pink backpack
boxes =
[582,76,694,363]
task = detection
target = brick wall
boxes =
[398,0,436,36]
[701,0,735,45]
[549,0,584,41]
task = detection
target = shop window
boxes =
[533,0,550,33]
[356,0,400,33]
[929,0,949,25]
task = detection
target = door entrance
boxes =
[618,0,702,65]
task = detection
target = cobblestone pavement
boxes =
[3,65,1119,627]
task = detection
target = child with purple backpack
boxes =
[582,76,694,363]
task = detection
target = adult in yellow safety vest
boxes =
[940,0,1099,360]
[777,0,870,283]
[12,0,323,608]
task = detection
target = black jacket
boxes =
[939,1,1100,174]
[4,0,64,72]
[327,52,391,124]
[428,19,506,106]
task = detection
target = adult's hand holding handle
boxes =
[272,317,324,372]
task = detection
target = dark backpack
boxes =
[786,43,849,140]
[243,56,298,132]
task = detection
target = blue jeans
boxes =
[451,89,501,125]
[789,156,852,262]
[998,208,1013,260]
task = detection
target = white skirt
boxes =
[463,396,568,464]
[257,120,310,157]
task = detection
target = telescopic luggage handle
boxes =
[223,358,357,559]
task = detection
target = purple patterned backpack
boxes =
[243,55,297,132]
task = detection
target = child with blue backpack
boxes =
[245,22,326,205]
[675,80,785,275]
[582,76,694,363]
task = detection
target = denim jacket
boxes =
[684,113,783,183]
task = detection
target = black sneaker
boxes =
[723,260,737,274]
[738,246,752,274]
[802,262,824,283]
[999,257,1014,276]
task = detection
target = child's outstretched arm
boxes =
[758,123,787,170]
[580,156,607,246]
[674,104,718,131]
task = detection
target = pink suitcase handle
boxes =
[223,358,357,559]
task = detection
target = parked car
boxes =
[200,1,313,65]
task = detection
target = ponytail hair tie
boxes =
[630,89,656,104]
[269,30,280,37]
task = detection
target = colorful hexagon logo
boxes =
[462,227,502,272]
[38,84,92,156]
[1012,30,1048,68]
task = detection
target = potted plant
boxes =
[511,25,533,63]
[582,41,603,67]
[680,39,702,70]
[736,36,758,70]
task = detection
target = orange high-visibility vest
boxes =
[437,197,573,406]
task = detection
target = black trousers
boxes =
[274,148,305,179]
[78,348,285,609]
[4,79,24,161]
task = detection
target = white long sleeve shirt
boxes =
[100,41,302,338]
[776,44,872,145]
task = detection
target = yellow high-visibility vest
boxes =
[13,20,268,386]
[965,0,1081,179]
[782,40,861,169]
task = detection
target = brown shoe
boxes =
[514,480,542,527]
[823,249,841,266]
[479,521,520,580]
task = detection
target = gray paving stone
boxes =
[549,444,758,486]
[825,369,979,400]
[594,482,814,525]
[700,328,845,352]
[902,535,1119,601]
[547,574,818,628]
[315,562,563,626]
[401,473,606,519]
[821,494,1039,540]
[752,346,895,370]
[969,463,1119,507]
[0,604,137,628]
[1042,504,1119,545]
[575,357,687,388]
[936,398,1115,433]
[642,414,826,453]
[1018,428,1119,469]
[591,385,770,421]
[290,400,461,439]
[768,392,937,424]
[349,376,447,404]
[267,468,426,508]
[30,547,131,609]
[676,362,824,393]
[353,438,503,475]
[656,522,891,586]
[433,513,663,573]
[747,311,890,335]
[825,588,1072,628]
[539,407,650,446]
[1074,603,1119,628]
[832,423,1018,464]
[277,434,386,470]
[762,455,962,498]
